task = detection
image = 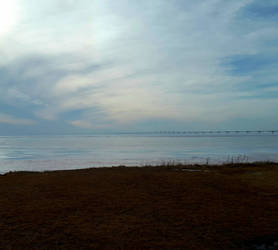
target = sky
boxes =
[0,0,278,134]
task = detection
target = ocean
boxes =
[0,134,278,173]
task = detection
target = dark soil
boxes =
[1,163,278,249]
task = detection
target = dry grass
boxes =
[1,163,278,249]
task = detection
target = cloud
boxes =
[0,0,278,132]
[69,120,92,129]
[0,113,36,125]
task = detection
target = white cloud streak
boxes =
[69,120,92,129]
[0,113,36,125]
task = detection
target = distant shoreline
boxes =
[1,161,278,175]
[1,130,278,136]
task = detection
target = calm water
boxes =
[0,134,278,173]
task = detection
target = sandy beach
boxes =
[1,163,278,249]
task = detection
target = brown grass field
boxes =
[1,163,278,249]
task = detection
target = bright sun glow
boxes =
[0,0,18,35]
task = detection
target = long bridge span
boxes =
[129,130,278,135]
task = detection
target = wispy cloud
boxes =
[0,113,36,125]
[69,120,92,129]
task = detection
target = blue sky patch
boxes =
[223,54,278,75]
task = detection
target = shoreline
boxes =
[1,162,278,249]
[1,161,277,175]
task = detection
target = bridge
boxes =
[127,130,278,135]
